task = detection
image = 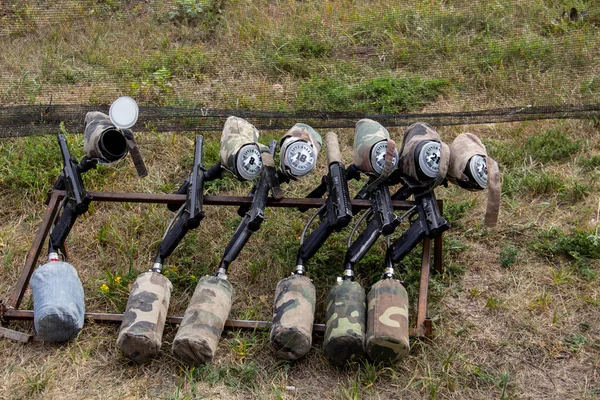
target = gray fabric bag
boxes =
[30,261,85,342]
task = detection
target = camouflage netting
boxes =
[1,1,600,137]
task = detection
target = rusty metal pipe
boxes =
[2,309,427,337]
[3,191,440,342]
[8,192,63,310]
[415,238,432,338]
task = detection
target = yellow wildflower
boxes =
[190,275,196,280]
[100,283,109,293]
[114,276,122,284]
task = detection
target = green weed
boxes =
[260,35,332,77]
[580,76,600,96]
[551,264,572,285]
[135,47,211,80]
[559,179,591,203]
[0,72,41,104]
[484,138,526,169]
[443,236,469,257]
[468,364,513,399]
[168,0,222,28]
[578,155,600,171]
[163,265,200,292]
[444,199,475,225]
[1,248,14,270]
[1,3,37,37]
[359,360,381,389]
[97,269,138,312]
[524,129,580,163]
[486,296,505,310]
[296,76,448,113]
[531,228,600,280]
[562,334,587,352]
[530,228,600,260]
[341,376,362,400]
[234,302,261,321]
[454,323,475,337]
[0,136,61,201]
[503,168,567,198]
[521,170,566,197]
[443,261,467,280]
[581,294,599,307]
[130,67,174,105]
[23,369,51,396]
[479,36,555,72]
[499,246,518,268]
[529,288,553,311]
[188,361,259,391]
[226,332,256,361]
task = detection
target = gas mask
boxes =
[353,119,399,177]
[279,123,322,180]
[448,132,501,226]
[83,96,147,177]
[398,122,449,190]
[220,116,268,180]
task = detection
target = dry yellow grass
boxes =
[1,1,600,399]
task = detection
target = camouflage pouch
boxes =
[398,122,449,190]
[352,119,398,177]
[84,112,129,163]
[279,123,323,179]
[448,133,501,227]
[366,279,410,363]
[270,274,315,360]
[117,271,172,363]
[172,276,234,365]
[323,280,366,365]
[220,116,270,180]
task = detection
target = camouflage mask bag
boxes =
[270,274,316,360]
[172,275,234,365]
[353,119,398,177]
[366,278,410,363]
[220,116,270,180]
[323,279,366,365]
[279,123,323,179]
[448,133,501,227]
[117,271,173,363]
[398,122,450,190]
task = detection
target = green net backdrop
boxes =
[1,0,599,135]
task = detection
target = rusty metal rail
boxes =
[1,190,441,341]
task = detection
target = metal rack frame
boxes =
[0,190,443,342]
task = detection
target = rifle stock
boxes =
[344,185,399,269]
[299,164,361,212]
[48,136,94,255]
[155,136,206,266]
[188,135,206,227]
[58,135,91,215]
[326,162,353,229]
[295,133,352,267]
[218,145,279,276]
[387,191,449,264]
[167,161,222,212]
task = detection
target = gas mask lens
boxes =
[282,139,316,178]
[416,141,442,179]
[467,154,488,189]
[370,140,398,175]
[236,144,263,180]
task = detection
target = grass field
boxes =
[1,1,600,399]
